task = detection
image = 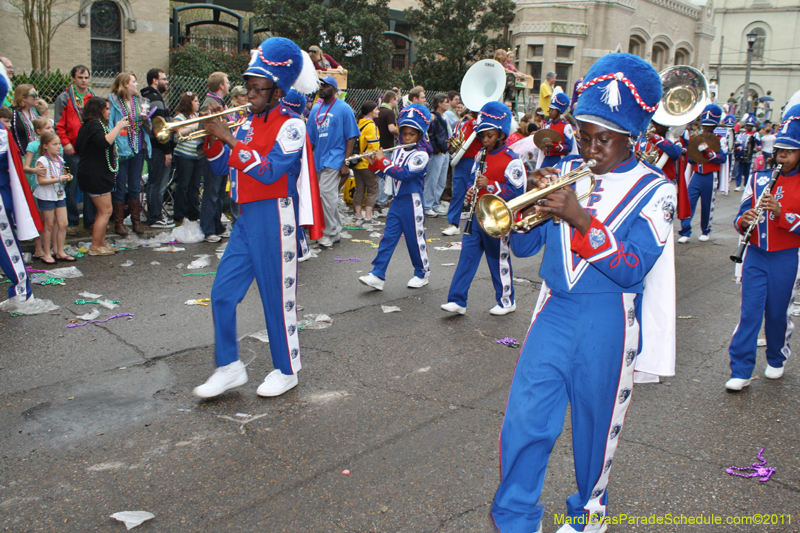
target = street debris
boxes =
[109,510,155,530]
[248,330,270,343]
[187,255,212,270]
[298,314,333,330]
[185,298,211,306]
[67,313,134,328]
[496,337,520,348]
[726,448,775,482]
[381,305,401,313]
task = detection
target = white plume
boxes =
[784,89,800,120]
[293,50,320,95]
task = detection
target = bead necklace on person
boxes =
[120,95,142,153]
[101,123,120,173]
[315,99,335,126]
[69,85,93,123]
[19,107,39,142]
[44,153,66,198]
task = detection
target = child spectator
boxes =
[33,132,74,264]
[0,106,12,129]
[23,117,55,259]
[353,100,381,225]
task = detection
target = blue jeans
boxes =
[173,154,202,222]
[113,151,146,203]
[145,149,169,223]
[376,176,392,207]
[423,153,449,211]
[63,152,96,227]
[735,160,752,188]
[200,158,227,237]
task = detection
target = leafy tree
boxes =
[406,0,515,91]
[253,0,395,89]
[8,0,91,70]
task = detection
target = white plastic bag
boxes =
[110,510,155,530]
[170,220,204,244]
[45,266,83,278]
[77,308,100,320]
[187,254,211,270]
[0,296,60,314]
[114,235,144,248]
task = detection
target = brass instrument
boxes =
[652,66,709,127]
[476,160,597,238]
[533,129,563,151]
[448,130,466,155]
[687,133,721,163]
[463,147,488,235]
[344,143,416,164]
[152,104,252,144]
[731,164,782,263]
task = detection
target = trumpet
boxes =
[153,104,252,144]
[344,143,415,164]
[476,160,597,238]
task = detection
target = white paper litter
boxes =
[340,231,352,239]
[110,510,155,530]
[77,308,100,320]
[248,330,270,343]
[141,233,173,247]
[169,220,204,243]
[175,263,185,269]
[150,261,160,265]
[79,291,102,299]
[298,314,333,330]
[381,305,401,313]
[97,299,119,310]
[23,252,32,264]
[45,266,83,278]
[442,263,456,266]
[187,254,211,270]
[369,232,382,238]
[0,296,60,314]
[154,245,185,253]
[512,277,531,283]
[120,260,134,267]
[216,242,228,259]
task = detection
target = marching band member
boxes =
[440,101,525,316]
[726,104,800,391]
[717,114,737,194]
[733,114,762,192]
[677,104,728,243]
[535,91,577,169]
[193,38,323,399]
[358,104,431,291]
[491,53,676,533]
[0,63,42,302]
[443,109,480,236]
[636,119,682,182]
[281,88,313,262]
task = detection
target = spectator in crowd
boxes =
[423,93,451,217]
[309,45,343,73]
[307,75,360,248]
[761,125,776,168]
[408,86,426,106]
[506,113,532,146]
[710,91,718,104]
[538,71,556,117]
[199,71,231,243]
[0,106,12,129]
[374,89,398,211]
[32,131,73,265]
[762,90,773,121]
[54,65,96,234]
[230,86,248,112]
[498,49,525,81]
[75,97,127,255]
[570,76,583,111]
[141,68,174,229]
[108,72,151,236]
[171,92,203,226]
[727,92,738,114]
[353,101,381,225]
[23,117,53,259]
[0,57,13,107]
[444,91,460,130]
[10,84,40,152]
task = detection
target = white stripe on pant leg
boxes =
[411,193,430,278]
[0,200,28,301]
[708,172,718,234]
[781,250,800,364]
[498,234,513,308]
[279,198,302,374]
[582,292,639,531]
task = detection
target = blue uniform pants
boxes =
[370,193,430,280]
[447,219,514,308]
[729,245,798,378]
[735,160,752,188]
[492,289,641,533]
[679,171,717,237]
[210,197,301,375]
[447,158,473,226]
[0,182,32,300]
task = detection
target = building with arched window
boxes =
[710,2,800,118]
[0,0,169,75]
[507,0,715,103]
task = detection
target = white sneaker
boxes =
[205,234,222,243]
[257,369,298,397]
[359,273,385,291]
[442,224,460,236]
[424,209,438,218]
[407,276,429,288]
[441,302,466,315]
[734,186,744,192]
[193,360,248,398]
[355,218,365,226]
[298,252,313,263]
[220,228,232,238]
[765,365,785,379]
[318,235,340,248]
[490,303,517,316]
[435,205,448,214]
[725,378,751,391]
[698,234,710,242]
[677,236,690,244]
[555,523,605,533]
[220,213,230,223]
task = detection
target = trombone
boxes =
[153,104,251,144]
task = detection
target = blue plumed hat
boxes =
[775,104,800,150]
[699,104,722,126]
[744,114,758,127]
[549,91,570,114]
[722,114,736,128]
[281,88,307,113]
[475,101,512,136]
[397,103,431,134]
[573,53,661,137]
[245,37,319,95]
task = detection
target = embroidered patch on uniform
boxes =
[662,200,675,223]
[282,224,294,236]
[423,257,429,266]
[284,300,295,312]
[618,388,631,403]
[0,222,8,230]
[11,255,19,263]
[417,229,423,237]
[757,175,770,186]
[787,213,797,224]
[487,184,495,193]
[284,276,295,288]
[591,488,605,499]
[589,228,606,249]
[287,324,296,335]
[511,167,523,180]
[412,155,425,167]
[4,239,12,247]
[610,424,622,439]
[291,348,299,359]
[284,251,295,262]
[502,297,510,306]
[501,267,509,275]
[604,459,613,473]
[414,199,421,207]
[419,243,426,252]
[239,150,253,163]
[503,285,510,293]
[280,198,291,208]
[500,252,508,260]
[625,349,636,366]
[415,215,423,223]
[627,308,635,326]
[284,124,302,141]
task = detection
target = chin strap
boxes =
[264,87,277,123]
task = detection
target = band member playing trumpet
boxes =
[726,105,800,391]
[193,38,323,399]
[443,109,480,236]
[635,119,682,181]
[491,53,677,533]
[678,104,729,243]
[536,91,576,169]
[441,101,525,316]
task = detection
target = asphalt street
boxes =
[1,189,798,532]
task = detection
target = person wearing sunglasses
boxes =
[10,84,40,152]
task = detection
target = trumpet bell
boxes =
[652,66,709,127]
[460,59,506,112]
[476,195,513,239]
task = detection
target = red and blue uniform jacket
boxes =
[734,168,800,252]
[689,132,728,174]
[369,145,429,198]
[735,130,762,162]
[456,118,482,161]
[470,144,526,201]
[540,118,575,168]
